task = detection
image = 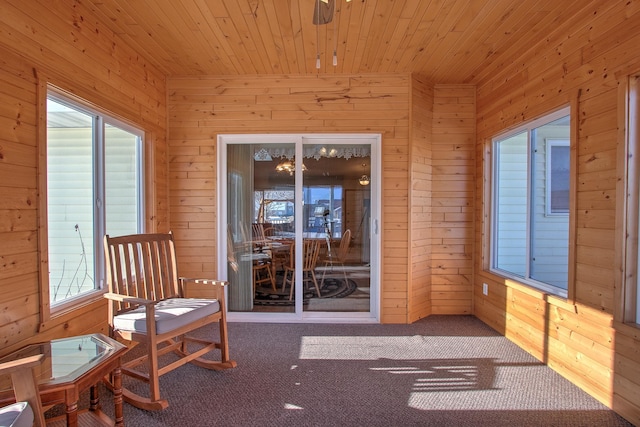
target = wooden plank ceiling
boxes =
[84,0,593,83]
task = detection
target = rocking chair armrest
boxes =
[0,354,44,374]
[103,292,155,306]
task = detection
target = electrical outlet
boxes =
[482,283,488,296]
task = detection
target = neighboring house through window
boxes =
[45,87,144,313]
[491,106,571,296]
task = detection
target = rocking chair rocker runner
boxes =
[104,232,236,411]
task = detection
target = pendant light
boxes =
[358,163,370,186]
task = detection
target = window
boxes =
[618,73,640,326]
[491,107,571,296]
[45,89,144,311]
[303,185,343,237]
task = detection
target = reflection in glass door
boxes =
[225,142,296,314]
[220,135,378,321]
[300,140,371,313]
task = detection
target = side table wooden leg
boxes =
[65,400,79,427]
[90,384,101,411]
[113,366,124,427]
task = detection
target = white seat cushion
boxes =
[0,402,34,427]
[114,298,220,335]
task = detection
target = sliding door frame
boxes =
[217,133,381,323]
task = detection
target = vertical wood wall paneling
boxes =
[167,74,416,321]
[0,46,40,347]
[0,0,167,355]
[432,85,476,315]
[474,1,640,420]
[408,75,433,322]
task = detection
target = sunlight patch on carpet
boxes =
[284,403,304,410]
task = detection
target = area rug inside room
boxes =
[253,276,358,306]
[46,316,633,427]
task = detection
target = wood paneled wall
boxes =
[168,75,476,323]
[432,86,475,315]
[473,1,640,423]
[168,74,414,322]
[0,0,167,355]
[408,75,433,322]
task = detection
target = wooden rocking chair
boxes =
[103,232,237,411]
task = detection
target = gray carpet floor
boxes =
[56,316,632,426]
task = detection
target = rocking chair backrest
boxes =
[104,233,181,313]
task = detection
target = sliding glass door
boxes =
[219,134,379,322]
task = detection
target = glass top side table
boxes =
[0,333,128,427]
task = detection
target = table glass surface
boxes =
[0,334,122,386]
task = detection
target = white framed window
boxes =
[617,73,640,327]
[491,107,571,296]
[45,87,144,312]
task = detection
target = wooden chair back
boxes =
[286,239,321,271]
[104,232,181,314]
[282,239,322,299]
[336,229,351,261]
[302,239,321,270]
[252,223,265,241]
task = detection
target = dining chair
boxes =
[229,226,276,293]
[321,229,351,286]
[281,239,322,300]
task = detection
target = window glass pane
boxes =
[548,143,570,214]
[304,185,343,237]
[491,109,570,295]
[105,123,140,236]
[257,190,294,229]
[530,118,570,289]
[47,93,143,308]
[47,99,96,303]
[494,132,528,278]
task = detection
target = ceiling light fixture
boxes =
[358,163,370,186]
[276,159,307,176]
[314,0,355,70]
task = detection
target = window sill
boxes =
[489,268,568,299]
[40,290,107,332]
[51,289,106,316]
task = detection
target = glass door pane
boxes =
[226,143,296,314]
[301,142,371,313]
